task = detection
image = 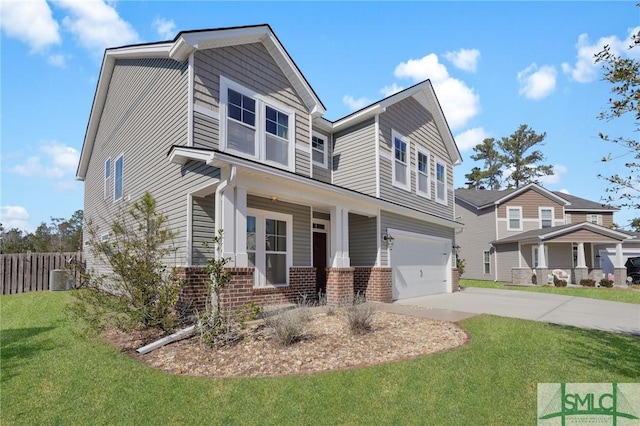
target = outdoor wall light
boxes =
[382,233,395,249]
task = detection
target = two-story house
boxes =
[76,25,463,309]
[456,184,640,286]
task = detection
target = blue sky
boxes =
[1,1,639,232]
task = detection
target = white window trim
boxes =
[415,146,431,199]
[247,208,293,288]
[435,157,447,205]
[483,250,491,275]
[532,246,549,268]
[104,157,111,200]
[539,207,553,229]
[114,154,124,202]
[391,129,411,192]
[220,76,296,172]
[507,206,522,231]
[311,131,328,168]
[589,214,602,225]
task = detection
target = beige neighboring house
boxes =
[455,183,640,286]
[76,24,464,310]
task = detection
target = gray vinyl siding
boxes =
[455,200,497,280]
[191,194,216,265]
[193,112,219,150]
[495,243,519,282]
[296,148,311,177]
[378,98,454,220]
[311,127,332,183]
[83,57,224,269]
[313,211,330,221]
[379,210,454,266]
[248,195,311,266]
[349,213,377,267]
[332,119,376,195]
[193,43,311,177]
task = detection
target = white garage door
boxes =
[599,248,640,276]
[390,230,451,300]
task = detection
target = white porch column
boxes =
[220,186,236,265]
[576,242,586,268]
[330,206,350,267]
[234,187,248,267]
[615,242,624,268]
[537,242,547,268]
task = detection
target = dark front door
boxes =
[313,232,327,295]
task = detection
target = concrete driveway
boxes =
[393,287,640,335]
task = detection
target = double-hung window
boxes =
[589,214,601,225]
[435,159,447,204]
[540,208,553,228]
[104,158,111,200]
[311,132,327,167]
[483,250,491,274]
[221,77,295,171]
[507,206,522,231]
[247,209,292,287]
[392,130,410,190]
[114,155,124,202]
[416,147,430,198]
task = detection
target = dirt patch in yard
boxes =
[102,307,469,378]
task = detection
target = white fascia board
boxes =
[313,117,333,132]
[332,105,385,132]
[168,147,214,165]
[566,208,620,213]
[540,222,633,241]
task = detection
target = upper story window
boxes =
[589,214,602,225]
[392,130,410,191]
[311,131,328,167]
[104,158,111,200]
[540,208,553,228]
[507,206,522,231]
[221,77,295,171]
[114,155,124,202]
[416,147,430,198]
[435,159,447,205]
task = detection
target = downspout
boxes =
[214,164,237,260]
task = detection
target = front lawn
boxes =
[2,291,639,425]
[461,279,640,304]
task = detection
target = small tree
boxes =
[69,192,182,333]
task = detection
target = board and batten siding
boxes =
[378,98,454,220]
[193,112,219,150]
[332,118,376,195]
[379,210,454,266]
[454,200,497,280]
[311,127,332,184]
[348,213,377,267]
[495,243,519,282]
[193,43,311,177]
[248,195,311,266]
[84,57,223,268]
[191,194,216,265]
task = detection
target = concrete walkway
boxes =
[388,287,640,335]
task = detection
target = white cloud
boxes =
[380,83,404,97]
[58,0,140,55]
[47,53,66,67]
[0,206,30,230]
[454,127,490,152]
[153,17,176,40]
[342,95,372,111]
[0,0,60,52]
[9,142,79,180]
[562,27,640,83]
[444,48,480,72]
[538,164,568,185]
[517,63,557,100]
[393,54,480,130]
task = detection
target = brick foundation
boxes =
[452,268,460,292]
[326,267,355,306]
[176,267,210,315]
[354,267,392,303]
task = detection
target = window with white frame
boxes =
[416,147,430,198]
[104,158,111,200]
[114,155,124,201]
[392,130,410,190]
[435,160,447,204]
[589,214,601,225]
[221,77,295,170]
[507,206,522,230]
[540,208,553,228]
[483,250,491,274]
[246,209,292,287]
[311,132,327,167]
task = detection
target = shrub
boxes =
[264,307,310,346]
[580,278,596,287]
[599,278,614,288]
[344,293,376,335]
[553,276,567,287]
[196,309,242,348]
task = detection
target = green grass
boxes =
[2,291,639,425]
[461,279,640,304]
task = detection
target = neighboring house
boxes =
[455,183,640,286]
[76,24,463,309]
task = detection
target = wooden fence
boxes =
[1,252,84,295]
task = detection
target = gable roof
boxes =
[492,221,633,244]
[456,183,618,212]
[76,24,325,180]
